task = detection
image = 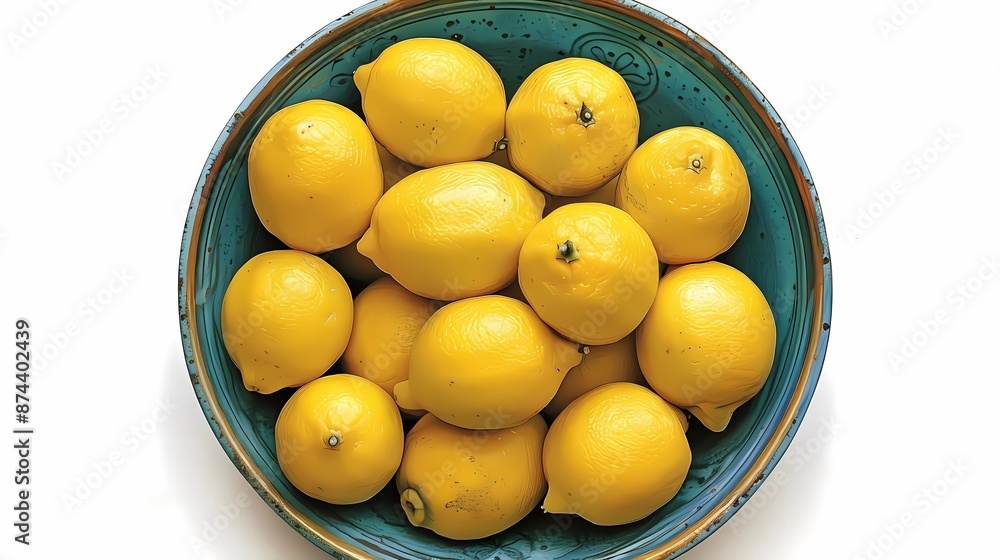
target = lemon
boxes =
[542,332,644,419]
[221,250,353,394]
[354,37,506,167]
[506,57,639,196]
[323,240,386,285]
[248,100,383,253]
[544,174,619,216]
[636,261,776,432]
[394,295,583,429]
[616,126,751,264]
[341,277,438,398]
[541,382,691,525]
[275,374,403,504]
[518,203,658,345]
[396,413,547,540]
[357,162,545,301]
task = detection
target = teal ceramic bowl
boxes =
[178,0,832,558]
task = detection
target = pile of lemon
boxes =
[221,37,776,540]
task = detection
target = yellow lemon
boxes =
[357,162,545,301]
[636,261,776,432]
[323,240,386,285]
[341,277,438,398]
[221,250,353,394]
[544,174,619,216]
[396,413,547,540]
[518,203,658,345]
[354,37,506,167]
[616,126,751,264]
[541,382,691,525]
[542,332,644,419]
[394,295,583,429]
[275,374,403,504]
[248,99,382,253]
[506,57,639,196]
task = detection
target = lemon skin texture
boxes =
[275,374,404,505]
[357,162,545,301]
[636,261,776,432]
[248,99,383,254]
[354,37,506,167]
[542,332,644,419]
[341,277,438,398]
[518,203,658,345]
[394,295,583,430]
[396,413,547,540]
[542,382,691,525]
[221,250,353,394]
[506,57,639,196]
[616,126,751,264]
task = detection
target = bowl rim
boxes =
[177,0,834,557]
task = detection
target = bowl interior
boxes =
[180,1,827,558]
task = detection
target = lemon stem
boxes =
[556,240,580,263]
[493,137,509,153]
[327,430,343,448]
[687,154,705,174]
[578,102,596,127]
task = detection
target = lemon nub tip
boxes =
[541,490,573,515]
[353,63,372,95]
[400,488,426,526]
[393,380,419,410]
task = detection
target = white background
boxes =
[2,0,998,559]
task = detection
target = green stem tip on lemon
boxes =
[557,240,580,263]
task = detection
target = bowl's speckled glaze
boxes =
[178,1,833,558]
